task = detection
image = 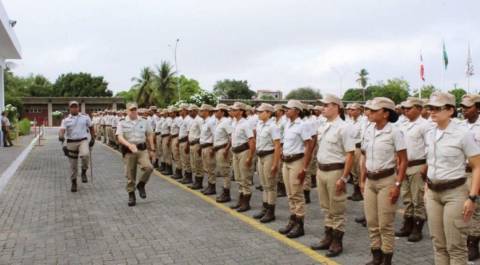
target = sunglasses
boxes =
[427,106,449,112]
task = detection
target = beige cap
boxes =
[214,103,229,111]
[231,102,247,111]
[364,100,373,109]
[395,104,402,109]
[149,106,157,111]
[367,97,396,111]
[188,104,199,111]
[126,102,138,110]
[313,105,323,111]
[257,103,274,112]
[283,100,304,111]
[245,104,253,111]
[178,103,189,110]
[169,106,178,112]
[350,103,362,109]
[320,94,344,108]
[460,94,480,107]
[427,92,456,107]
[69,100,79,107]
[199,104,214,111]
[401,97,424,108]
[273,104,284,112]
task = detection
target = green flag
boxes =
[443,41,449,70]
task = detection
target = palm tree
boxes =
[152,61,177,107]
[132,67,155,107]
[356,68,369,101]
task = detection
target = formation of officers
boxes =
[59,91,480,265]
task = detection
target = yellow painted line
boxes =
[101,143,338,265]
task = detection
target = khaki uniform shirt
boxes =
[256,119,281,151]
[283,117,311,156]
[426,120,480,181]
[274,115,287,144]
[116,116,152,144]
[317,117,356,164]
[400,117,431,162]
[214,117,232,147]
[362,122,406,172]
[171,116,181,135]
[60,114,92,140]
[200,116,217,144]
[188,116,203,142]
[232,117,254,148]
[160,117,172,135]
[179,116,192,139]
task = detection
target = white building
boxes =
[0,0,22,111]
[256,89,283,100]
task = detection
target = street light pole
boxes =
[174,38,180,102]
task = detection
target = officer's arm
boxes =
[468,155,480,196]
[247,137,255,161]
[117,134,132,149]
[272,139,281,169]
[59,128,66,139]
[147,132,155,151]
[342,151,354,179]
[395,149,408,183]
[89,126,95,139]
[302,139,313,170]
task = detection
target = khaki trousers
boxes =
[401,165,426,219]
[426,183,470,265]
[124,150,153,193]
[351,148,362,185]
[66,140,90,180]
[364,175,397,253]
[95,125,101,140]
[257,154,277,204]
[201,146,216,184]
[282,158,305,217]
[179,142,191,173]
[106,126,112,144]
[317,169,347,232]
[161,137,172,165]
[189,143,202,177]
[155,135,163,161]
[232,150,253,195]
[466,173,480,237]
[171,137,181,170]
[215,146,232,189]
[304,145,317,191]
[102,126,107,143]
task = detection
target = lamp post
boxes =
[174,38,180,102]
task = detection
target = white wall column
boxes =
[112,102,117,111]
[47,102,52,127]
[0,62,4,111]
[81,102,86,113]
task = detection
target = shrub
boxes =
[17,118,31,136]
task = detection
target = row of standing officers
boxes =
[61,92,480,265]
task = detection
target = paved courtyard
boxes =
[0,129,474,265]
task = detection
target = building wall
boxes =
[0,60,4,111]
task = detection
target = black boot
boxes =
[180,172,193,184]
[279,215,296,234]
[311,175,317,188]
[304,190,311,204]
[230,193,243,209]
[202,183,216,195]
[237,194,251,212]
[172,168,183,180]
[253,202,268,219]
[287,215,304,238]
[355,215,367,227]
[277,182,286,197]
[348,184,363,201]
[159,162,166,173]
[71,179,77,192]
[189,176,203,190]
[164,164,173,176]
[255,185,263,191]
[136,182,147,199]
[153,159,160,169]
[81,169,88,183]
[216,188,231,203]
[128,192,136,207]
[326,230,344,257]
[408,218,425,242]
[468,235,480,261]
[382,252,393,265]
[311,227,333,250]
[366,249,383,265]
[395,216,414,237]
[260,204,275,223]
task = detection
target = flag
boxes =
[443,41,449,70]
[420,53,425,81]
[466,43,474,77]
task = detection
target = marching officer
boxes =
[278,100,314,239]
[187,104,204,190]
[170,107,183,180]
[395,97,430,242]
[178,104,193,184]
[199,104,217,195]
[273,104,287,197]
[116,102,155,207]
[159,107,173,176]
[460,94,480,261]
[253,103,281,223]
[361,97,407,265]
[346,103,364,201]
[230,102,256,212]
[58,101,95,192]
[213,103,233,203]
[310,95,355,257]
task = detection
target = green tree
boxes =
[53,72,112,97]
[356,68,369,101]
[132,67,155,107]
[260,94,275,100]
[213,79,255,99]
[152,61,176,107]
[116,88,138,103]
[174,75,202,101]
[448,88,466,105]
[412,84,437,99]
[342,88,364,102]
[369,78,410,104]
[286,87,322,100]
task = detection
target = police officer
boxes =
[346,103,364,201]
[155,109,165,171]
[58,101,95,192]
[187,104,204,190]
[213,104,233,203]
[460,94,480,261]
[310,95,355,257]
[278,100,314,239]
[395,97,430,242]
[230,102,256,212]
[116,102,155,207]
[360,97,407,265]
[178,104,193,184]
[160,107,173,176]
[253,103,281,223]
[199,104,217,195]
[303,104,318,204]
[273,104,287,197]
[170,107,183,180]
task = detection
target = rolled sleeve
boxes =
[393,129,407,152]
[300,124,311,141]
[115,123,123,136]
[271,126,281,141]
[342,125,356,152]
[463,131,480,158]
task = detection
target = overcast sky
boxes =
[3,0,479,96]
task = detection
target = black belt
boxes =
[466,165,473,173]
[171,134,179,138]
[355,143,361,148]
[179,137,188,143]
[161,134,170,138]
[213,144,228,152]
[120,143,147,155]
[257,150,274,157]
[427,178,466,192]
[66,138,87,143]
[318,163,345,171]
[408,159,426,167]
[282,153,304,163]
[232,142,249,153]
[200,143,213,149]
[155,132,161,136]
[189,139,200,145]
[367,168,395,180]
